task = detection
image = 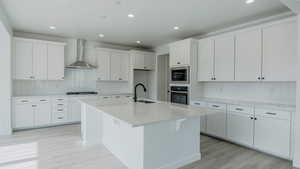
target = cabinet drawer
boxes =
[229,105,254,115]
[14,98,33,105]
[52,113,66,123]
[53,107,67,113]
[53,97,68,103]
[37,98,50,104]
[255,108,291,120]
[192,101,207,108]
[207,103,226,110]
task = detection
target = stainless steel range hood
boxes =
[66,39,97,69]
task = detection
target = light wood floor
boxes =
[0,124,293,169]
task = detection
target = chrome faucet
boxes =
[134,83,147,102]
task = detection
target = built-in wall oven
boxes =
[170,86,189,105]
[170,66,189,84]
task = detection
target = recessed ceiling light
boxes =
[99,34,105,38]
[246,0,255,4]
[128,14,135,18]
[136,41,141,44]
[173,26,180,30]
[49,26,56,30]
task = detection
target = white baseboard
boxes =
[156,153,201,169]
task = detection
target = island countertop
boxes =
[79,98,212,127]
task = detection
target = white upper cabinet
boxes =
[197,18,297,82]
[96,48,130,82]
[13,37,66,80]
[47,44,65,80]
[198,38,214,81]
[33,43,48,80]
[97,49,110,81]
[131,50,155,70]
[262,20,297,81]
[14,39,34,80]
[169,39,192,67]
[235,28,262,81]
[144,52,156,70]
[119,52,130,81]
[214,34,235,81]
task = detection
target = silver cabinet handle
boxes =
[58,117,63,119]
[57,104,64,106]
[266,112,276,116]
[40,99,47,102]
[21,100,29,103]
[32,105,37,107]
[195,103,201,105]
[212,105,220,108]
[57,109,64,111]
[235,108,244,111]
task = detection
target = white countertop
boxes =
[192,97,296,112]
[80,98,211,127]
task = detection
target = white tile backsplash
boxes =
[195,82,296,105]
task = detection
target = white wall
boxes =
[13,32,136,96]
[0,19,11,135]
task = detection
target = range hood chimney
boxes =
[66,39,97,69]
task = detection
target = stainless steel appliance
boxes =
[170,86,189,105]
[170,66,189,84]
[65,39,97,69]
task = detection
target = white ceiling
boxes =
[1,0,291,48]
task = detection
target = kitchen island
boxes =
[80,98,211,169]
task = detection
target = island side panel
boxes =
[102,113,145,169]
[143,117,201,169]
[81,103,103,145]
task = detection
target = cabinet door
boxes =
[14,39,33,80]
[14,104,34,128]
[144,52,155,70]
[47,44,65,80]
[133,53,145,69]
[35,103,51,126]
[120,53,130,81]
[69,99,81,122]
[33,43,48,80]
[110,52,122,81]
[111,51,129,81]
[169,42,180,67]
[235,29,262,81]
[206,110,226,138]
[97,50,110,81]
[227,112,254,146]
[198,38,214,81]
[254,116,290,158]
[214,35,235,81]
[262,20,297,81]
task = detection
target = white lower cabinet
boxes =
[193,100,292,159]
[34,100,51,126]
[206,103,227,138]
[227,112,254,147]
[254,109,291,158]
[13,97,51,129]
[14,103,35,128]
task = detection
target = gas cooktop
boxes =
[66,91,98,95]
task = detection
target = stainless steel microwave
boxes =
[170,66,190,84]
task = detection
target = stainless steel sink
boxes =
[137,100,156,104]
